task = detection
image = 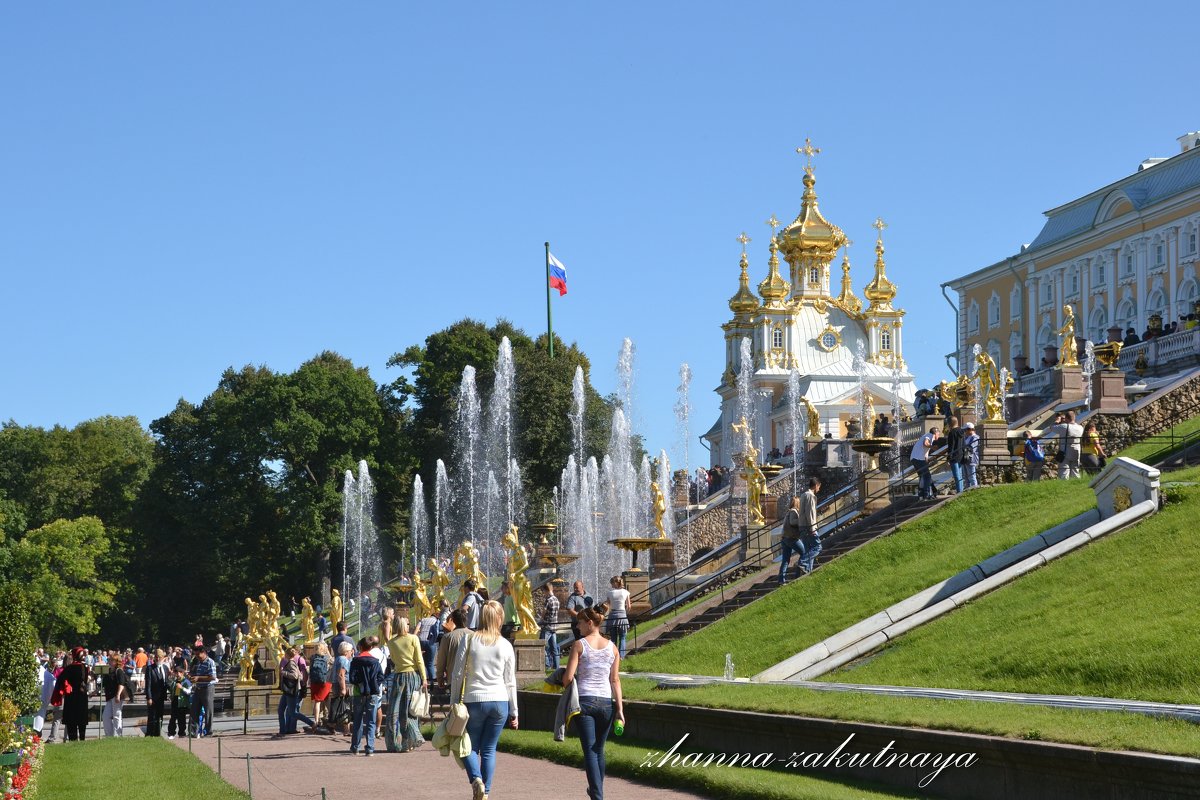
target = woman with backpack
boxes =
[1023,431,1045,482]
[308,642,333,733]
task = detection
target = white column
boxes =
[1080,259,1091,340]
[1137,237,1148,332]
[1109,248,1119,330]
[1168,226,1179,322]
[1027,273,1039,361]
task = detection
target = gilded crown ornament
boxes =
[728,240,761,317]
[835,240,863,315]
[758,235,790,306]
[779,139,846,294]
[863,216,898,310]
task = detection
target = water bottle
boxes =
[614,718,625,737]
[723,653,735,681]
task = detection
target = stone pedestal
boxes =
[822,440,843,466]
[651,540,675,577]
[1054,365,1086,403]
[955,407,977,427]
[1095,370,1130,413]
[513,637,547,686]
[1090,457,1160,520]
[980,422,1010,464]
[860,469,890,513]
[672,469,690,507]
[231,686,280,716]
[744,523,773,556]
[623,570,651,618]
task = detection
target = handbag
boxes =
[446,637,472,737]
[409,684,431,719]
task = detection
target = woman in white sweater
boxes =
[451,600,517,800]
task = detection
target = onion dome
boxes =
[758,236,790,306]
[728,250,760,316]
[864,223,898,311]
[778,169,848,264]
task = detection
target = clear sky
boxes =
[2,2,1192,475]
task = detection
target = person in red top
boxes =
[54,647,90,741]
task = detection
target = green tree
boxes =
[0,585,38,713]
[10,517,115,643]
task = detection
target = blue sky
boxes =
[1,2,1191,474]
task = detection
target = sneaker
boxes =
[167,735,175,740]
[349,749,359,755]
[364,751,374,757]
[472,777,486,800]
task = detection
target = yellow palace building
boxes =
[944,132,1200,376]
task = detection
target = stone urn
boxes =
[1012,354,1028,374]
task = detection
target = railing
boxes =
[1116,327,1200,372]
[1016,367,1054,398]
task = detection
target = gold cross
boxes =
[796,137,820,172]
[845,238,854,252]
[765,214,779,235]
[873,217,887,240]
[737,231,751,253]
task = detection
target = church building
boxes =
[703,144,917,467]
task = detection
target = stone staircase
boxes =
[629,494,944,656]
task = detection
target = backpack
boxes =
[1026,439,1044,462]
[280,659,301,696]
[309,654,330,684]
[424,618,442,644]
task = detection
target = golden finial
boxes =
[873,217,888,241]
[796,137,820,174]
[766,214,780,235]
[737,231,751,254]
[864,218,897,311]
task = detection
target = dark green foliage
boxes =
[0,585,39,713]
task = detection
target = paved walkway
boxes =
[634,672,1200,723]
[173,726,705,800]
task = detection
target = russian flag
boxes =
[548,252,568,296]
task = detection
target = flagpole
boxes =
[545,241,555,359]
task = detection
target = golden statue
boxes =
[730,415,753,456]
[266,590,282,628]
[502,524,540,639]
[1093,341,1123,371]
[972,350,1005,423]
[938,375,975,408]
[650,481,667,538]
[800,396,821,439]
[300,597,317,644]
[411,570,432,621]
[244,596,260,640]
[743,452,766,526]
[1057,304,1079,368]
[427,558,451,611]
[259,592,284,665]
[453,541,487,600]
[329,589,343,629]
[237,646,255,685]
[863,392,876,432]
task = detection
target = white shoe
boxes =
[168,735,175,740]
[471,777,486,800]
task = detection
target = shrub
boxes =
[0,587,38,714]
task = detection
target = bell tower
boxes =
[776,139,847,307]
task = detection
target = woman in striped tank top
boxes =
[563,607,625,800]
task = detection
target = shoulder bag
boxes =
[446,636,472,736]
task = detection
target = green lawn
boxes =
[820,465,1200,704]
[1117,415,1200,465]
[625,479,1097,677]
[497,727,920,800]
[616,679,1200,758]
[36,737,249,799]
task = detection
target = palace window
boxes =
[1177,279,1198,316]
[1095,258,1105,283]
[1010,283,1022,321]
[881,329,892,351]
[1124,253,1135,275]
[1043,280,1053,304]
[1116,299,1137,331]
[1190,232,1197,253]
[967,300,980,335]
[1156,244,1164,265]
[987,293,1000,327]
[1089,306,1108,341]
[1068,267,1079,295]
[809,267,819,284]
[772,326,784,349]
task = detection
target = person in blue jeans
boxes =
[563,607,624,800]
[451,601,518,800]
[347,639,384,755]
[945,417,966,493]
[797,478,822,575]
[777,496,805,585]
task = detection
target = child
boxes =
[167,665,191,739]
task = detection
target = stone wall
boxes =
[1091,371,1200,453]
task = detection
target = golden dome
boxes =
[864,236,897,310]
[835,252,862,314]
[778,170,847,263]
[729,251,760,316]
[757,237,790,305]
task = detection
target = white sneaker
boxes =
[167,735,175,740]
[471,777,486,800]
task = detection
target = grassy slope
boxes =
[625,479,1096,677]
[497,728,920,800]
[1118,415,1200,465]
[822,465,1200,703]
[617,679,1200,758]
[36,737,249,799]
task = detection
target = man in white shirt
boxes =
[910,427,940,500]
[1044,410,1085,480]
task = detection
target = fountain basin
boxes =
[608,537,665,572]
[851,437,896,471]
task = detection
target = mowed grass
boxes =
[822,465,1200,703]
[37,737,249,799]
[616,679,1200,758]
[1118,414,1200,465]
[625,479,1097,677]
[497,728,921,800]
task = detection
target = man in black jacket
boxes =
[347,638,384,755]
[945,417,966,494]
[145,649,171,736]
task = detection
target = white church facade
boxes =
[704,145,917,467]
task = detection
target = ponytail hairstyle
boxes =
[578,607,606,632]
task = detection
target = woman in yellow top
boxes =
[1081,421,1107,474]
[379,606,396,644]
[384,616,427,752]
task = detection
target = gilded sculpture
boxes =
[453,541,487,602]
[1093,341,1123,371]
[328,588,343,629]
[650,481,667,538]
[938,374,975,409]
[300,597,317,644]
[972,350,1005,423]
[1057,304,1079,368]
[743,452,766,526]
[800,396,821,439]
[411,570,432,621]
[427,557,451,611]
[502,524,540,639]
